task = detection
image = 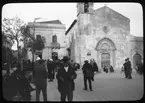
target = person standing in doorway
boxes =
[56,56,77,101]
[34,57,47,101]
[82,60,94,91]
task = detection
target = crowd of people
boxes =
[2,62,35,101]
[2,55,143,101]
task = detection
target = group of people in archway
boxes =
[103,65,114,73]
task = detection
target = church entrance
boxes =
[133,53,141,69]
[101,53,110,68]
[96,38,116,70]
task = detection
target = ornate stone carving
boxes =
[103,26,110,34]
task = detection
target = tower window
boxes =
[84,2,89,13]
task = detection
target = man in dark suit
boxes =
[34,57,47,101]
[47,59,55,82]
[124,58,132,79]
[126,58,132,79]
[56,56,77,101]
[82,60,94,91]
[123,59,128,78]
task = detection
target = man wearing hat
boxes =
[34,56,47,101]
[126,58,132,79]
[56,56,77,101]
[47,59,55,82]
[123,58,132,79]
[123,58,128,78]
[82,60,94,91]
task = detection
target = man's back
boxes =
[34,60,47,87]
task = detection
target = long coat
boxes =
[126,61,132,73]
[47,61,55,79]
[34,60,47,87]
[56,64,77,93]
[82,63,94,78]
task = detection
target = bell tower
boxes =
[77,2,94,16]
[76,2,94,66]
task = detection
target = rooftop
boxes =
[37,20,63,24]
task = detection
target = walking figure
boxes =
[34,57,47,101]
[92,59,99,72]
[82,60,94,91]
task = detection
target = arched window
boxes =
[52,35,57,43]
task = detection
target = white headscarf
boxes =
[36,57,41,60]
[49,59,53,61]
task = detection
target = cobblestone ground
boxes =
[31,70,143,101]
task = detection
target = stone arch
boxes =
[131,48,143,60]
[95,38,117,70]
[133,53,142,69]
[96,38,117,51]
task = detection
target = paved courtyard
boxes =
[31,71,143,101]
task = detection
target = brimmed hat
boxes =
[125,58,129,61]
[84,60,88,63]
[62,56,70,63]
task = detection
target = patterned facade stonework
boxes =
[66,3,143,70]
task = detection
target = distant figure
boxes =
[70,60,74,69]
[103,65,108,73]
[123,59,128,78]
[74,63,80,71]
[82,60,94,91]
[109,65,114,73]
[92,59,99,72]
[56,56,77,101]
[121,66,124,73]
[124,58,132,79]
[47,59,55,82]
[34,57,47,101]
[136,62,143,75]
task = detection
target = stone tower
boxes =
[77,2,94,65]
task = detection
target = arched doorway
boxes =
[101,53,110,68]
[133,53,142,69]
[96,38,116,69]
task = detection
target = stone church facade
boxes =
[66,3,143,70]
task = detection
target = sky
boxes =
[2,3,143,50]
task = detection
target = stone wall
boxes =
[76,6,131,69]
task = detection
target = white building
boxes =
[27,20,68,61]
